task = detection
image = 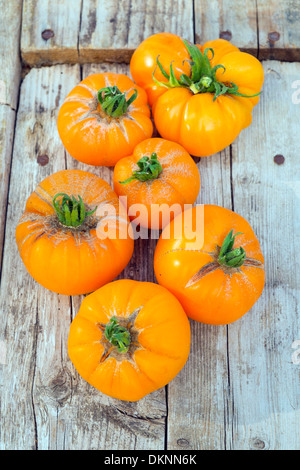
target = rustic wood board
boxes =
[21,0,300,66]
[1,0,300,451]
[167,61,300,450]
[0,64,166,450]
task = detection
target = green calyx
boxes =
[53,193,97,228]
[152,40,261,101]
[218,230,246,268]
[97,85,137,118]
[104,317,131,353]
[120,152,163,184]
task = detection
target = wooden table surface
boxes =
[0,0,299,450]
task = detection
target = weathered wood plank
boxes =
[257,0,300,61]
[195,0,300,60]
[166,62,300,449]
[21,0,300,66]
[0,105,16,273]
[166,149,234,450]
[21,0,82,66]
[0,0,22,273]
[195,0,258,56]
[0,64,78,450]
[0,0,22,109]
[79,0,194,62]
[0,63,167,450]
[226,61,300,450]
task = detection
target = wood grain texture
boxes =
[21,0,82,66]
[195,0,258,56]
[21,0,300,66]
[166,148,234,450]
[0,63,166,450]
[257,0,300,60]
[166,61,300,450]
[194,0,300,60]
[0,0,22,109]
[227,61,300,450]
[0,0,22,273]
[79,0,194,62]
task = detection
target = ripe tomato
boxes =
[68,279,191,401]
[130,33,264,157]
[113,138,200,229]
[15,169,134,295]
[57,73,153,166]
[154,205,265,325]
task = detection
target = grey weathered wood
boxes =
[0,0,22,273]
[21,0,300,66]
[79,0,194,62]
[0,64,78,450]
[166,148,234,450]
[1,0,300,450]
[195,0,300,60]
[0,63,166,450]
[0,0,22,109]
[195,0,258,56]
[21,0,82,66]
[257,0,300,61]
[227,61,300,450]
[0,106,16,273]
[167,62,300,450]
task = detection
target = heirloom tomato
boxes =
[15,169,134,295]
[130,33,264,157]
[68,279,191,401]
[113,138,200,229]
[154,205,265,325]
[57,73,153,166]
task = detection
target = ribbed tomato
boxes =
[130,33,264,157]
[113,138,200,229]
[15,169,134,295]
[57,73,153,166]
[154,205,265,325]
[68,279,191,401]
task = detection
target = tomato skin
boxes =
[113,138,200,229]
[68,279,191,401]
[130,32,191,107]
[152,88,252,157]
[154,205,265,325]
[15,169,134,295]
[57,73,153,167]
[130,34,264,157]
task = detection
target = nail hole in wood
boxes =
[37,154,49,166]
[177,438,190,447]
[41,29,55,40]
[268,31,280,44]
[273,154,285,165]
[219,30,232,40]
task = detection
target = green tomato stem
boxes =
[104,317,131,353]
[98,85,137,118]
[120,152,163,184]
[152,40,261,101]
[53,193,97,228]
[218,230,246,268]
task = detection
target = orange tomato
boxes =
[15,169,134,295]
[57,73,153,166]
[113,138,200,230]
[154,205,265,325]
[130,33,264,157]
[68,279,191,401]
[130,32,191,107]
